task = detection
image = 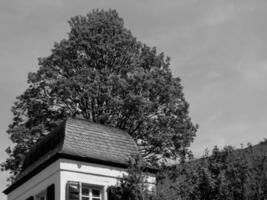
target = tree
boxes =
[166,144,267,200]
[1,9,197,179]
[107,155,164,200]
[107,156,147,200]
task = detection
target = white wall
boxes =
[59,159,156,200]
[6,158,156,200]
[7,160,60,200]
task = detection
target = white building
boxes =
[3,118,156,200]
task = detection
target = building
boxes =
[3,118,156,200]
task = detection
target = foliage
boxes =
[107,155,165,200]
[1,9,197,179]
[166,144,267,200]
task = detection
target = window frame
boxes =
[81,183,102,200]
[66,181,103,200]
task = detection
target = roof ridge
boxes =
[66,117,124,131]
[65,117,137,140]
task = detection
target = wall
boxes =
[6,158,156,200]
[59,159,156,200]
[7,160,60,200]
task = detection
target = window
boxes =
[66,181,103,200]
[67,182,80,200]
[35,184,55,200]
[81,184,102,200]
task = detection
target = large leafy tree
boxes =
[2,9,197,179]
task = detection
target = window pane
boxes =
[82,186,89,195]
[82,197,89,200]
[92,189,100,197]
[68,183,80,200]
[92,198,101,200]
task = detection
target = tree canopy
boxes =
[1,9,197,179]
[107,155,163,200]
[163,144,267,200]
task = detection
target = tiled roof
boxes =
[23,118,139,171]
[4,118,139,194]
[63,118,138,165]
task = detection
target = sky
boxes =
[0,0,267,198]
